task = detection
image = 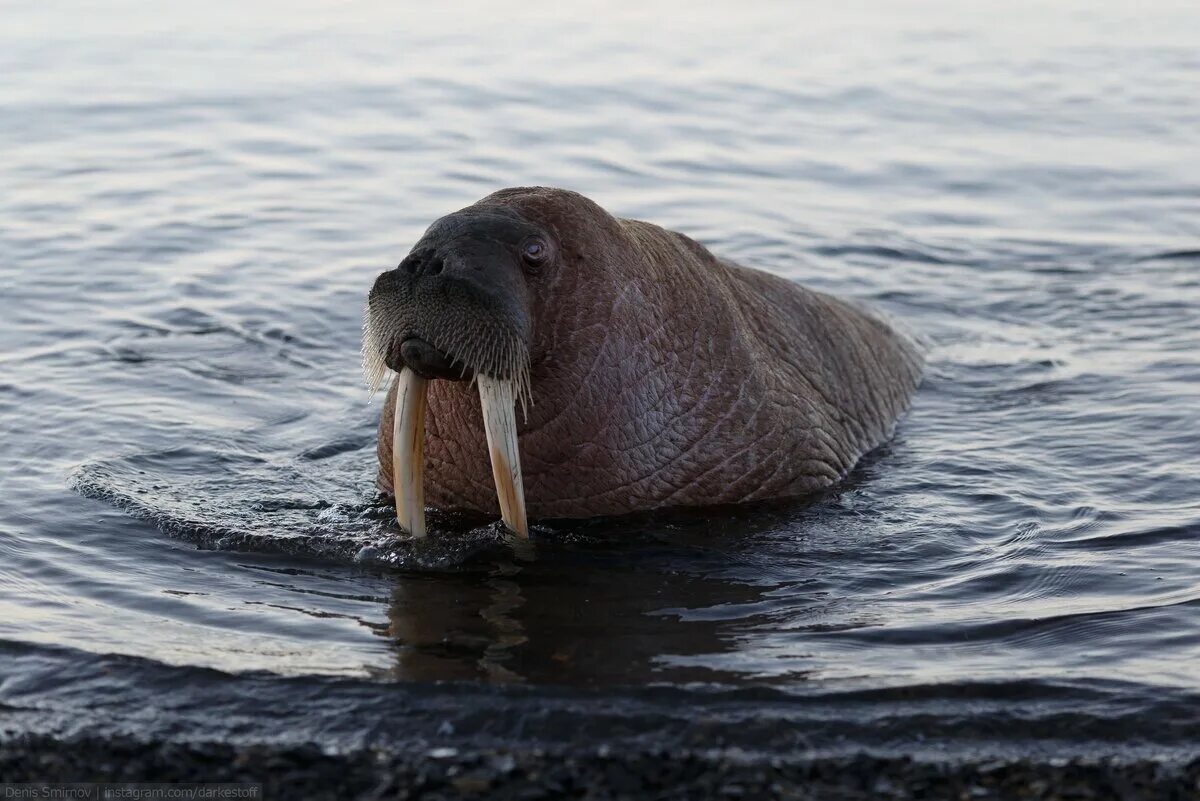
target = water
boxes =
[2,0,1199,757]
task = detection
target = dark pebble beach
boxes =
[4,737,1199,801]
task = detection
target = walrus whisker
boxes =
[392,367,429,538]
[359,324,392,399]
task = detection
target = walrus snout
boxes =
[363,209,537,396]
[394,337,471,381]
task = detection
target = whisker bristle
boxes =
[363,303,533,411]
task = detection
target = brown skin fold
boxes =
[375,187,923,520]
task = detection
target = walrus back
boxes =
[616,214,924,497]
[724,262,924,479]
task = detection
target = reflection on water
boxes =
[2,0,1200,722]
[380,534,777,686]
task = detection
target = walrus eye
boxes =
[521,238,547,264]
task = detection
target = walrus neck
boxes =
[511,232,735,500]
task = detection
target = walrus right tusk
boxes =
[392,367,428,538]
[477,375,529,538]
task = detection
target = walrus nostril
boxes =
[398,254,419,274]
[396,251,444,278]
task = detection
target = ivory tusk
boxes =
[477,375,529,538]
[392,367,429,538]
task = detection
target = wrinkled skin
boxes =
[374,187,923,519]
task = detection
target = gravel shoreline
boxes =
[3,737,1198,800]
[5,646,1199,799]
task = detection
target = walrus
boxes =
[364,187,922,537]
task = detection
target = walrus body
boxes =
[367,187,922,528]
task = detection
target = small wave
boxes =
[71,446,520,571]
[1136,249,1200,262]
[809,243,954,265]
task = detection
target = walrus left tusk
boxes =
[393,367,429,538]
[477,375,528,538]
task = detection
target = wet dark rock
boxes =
[2,736,1198,801]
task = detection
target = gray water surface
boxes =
[2,0,1199,752]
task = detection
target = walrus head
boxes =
[363,190,595,538]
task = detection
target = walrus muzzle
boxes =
[362,209,539,538]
